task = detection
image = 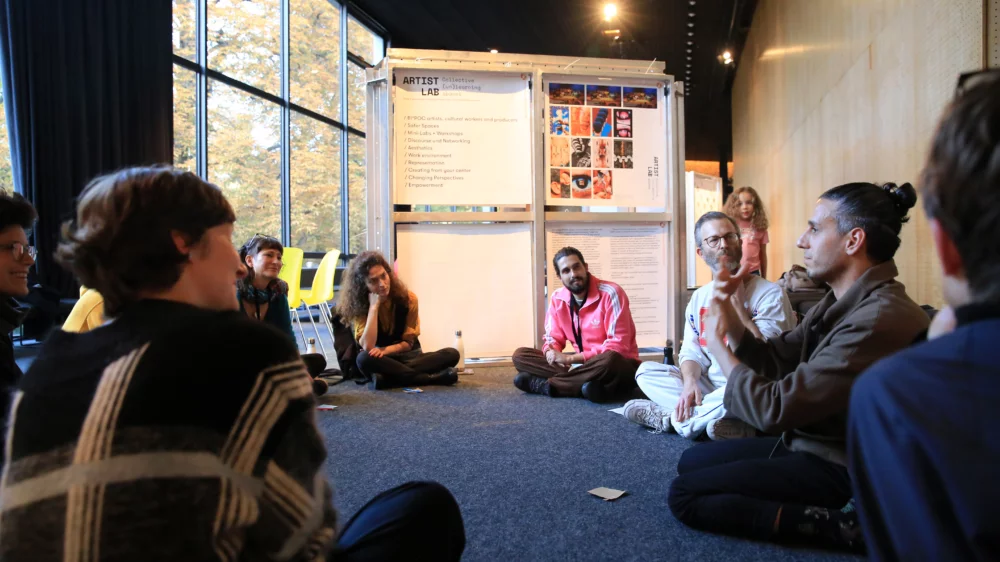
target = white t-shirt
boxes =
[678,275,795,388]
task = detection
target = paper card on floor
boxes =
[403,388,424,394]
[458,369,473,375]
[608,406,626,416]
[588,487,627,501]
[317,404,338,411]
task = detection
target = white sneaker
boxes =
[706,418,758,441]
[623,399,672,433]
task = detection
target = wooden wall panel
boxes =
[732,0,984,307]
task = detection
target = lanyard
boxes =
[570,293,587,353]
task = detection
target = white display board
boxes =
[396,223,535,357]
[392,69,533,206]
[543,77,667,207]
[545,223,668,348]
[685,171,723,287]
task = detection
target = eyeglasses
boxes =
[0,242,36,261]
[955,68,1000,98]
[702,232,740,249]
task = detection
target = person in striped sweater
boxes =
[0,167,465,562]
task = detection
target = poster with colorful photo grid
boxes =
[545,79,667,207]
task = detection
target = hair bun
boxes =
[882,182,918,214]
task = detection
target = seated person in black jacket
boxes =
[336,251,459,389]
[0,190,36,469]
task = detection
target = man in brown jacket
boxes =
[667,181,930,552]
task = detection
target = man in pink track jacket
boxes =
[512,247,640,403]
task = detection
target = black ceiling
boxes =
[351,0,757,163]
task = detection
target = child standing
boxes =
[724,186,770,277]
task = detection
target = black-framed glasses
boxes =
[702,232,740,249]
[955,68,1000,98]
[0,242,36,261]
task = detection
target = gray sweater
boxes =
[724,260,929,466]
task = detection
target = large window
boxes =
[172,0,385,253]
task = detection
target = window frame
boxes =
[172,0,387,252]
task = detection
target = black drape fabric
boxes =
[0,0,173,296]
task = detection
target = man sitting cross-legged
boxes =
[512,246,640,403]
[623,211,794,439]
[667,181,929,552]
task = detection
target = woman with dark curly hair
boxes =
[238,234,327,392]
[337,250,459,389]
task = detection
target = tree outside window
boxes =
[172,0,384,252]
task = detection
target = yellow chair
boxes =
[277,247,307,348]
[63,287,105,333]
[300,249,340,359]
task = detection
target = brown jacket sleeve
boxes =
[734,314,808,380]
[724,296,926,434]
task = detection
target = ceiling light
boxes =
[489,49,498,54]
[688,12,696,17]
[687,40,693,45]
[723,50,732,59]
[690,0,696,4]
[604,3,617,21]
[687,22,695,27]
[687,31,694,36]
[686,49,692,53]
[614,35,620,40]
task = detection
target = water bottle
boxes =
[454,330,465,370]
[306,337,317,355]
[663,339,675,366]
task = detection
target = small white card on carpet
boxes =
[317,404,338,411]
[588,487,627,501]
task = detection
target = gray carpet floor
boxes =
[317,368,862,562]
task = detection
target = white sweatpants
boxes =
[634,362,727,439]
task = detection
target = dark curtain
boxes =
[0,0,173,296]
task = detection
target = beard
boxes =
[563,272,589,295]
[704,246,743,275]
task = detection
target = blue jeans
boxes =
[333,481,465,561]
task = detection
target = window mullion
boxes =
[280,0,291,246]
[196,0,208,180]
[340,4,350,252]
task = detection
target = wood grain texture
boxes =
[732,0,983,307]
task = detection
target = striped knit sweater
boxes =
[0,299,336,561]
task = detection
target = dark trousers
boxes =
[511,347,640,397]
[668,437,852,541]
[356,347,459,386]
[333,481,465,562]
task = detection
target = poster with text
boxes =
[394,69,532,205]
[545,78,667,207]
[545,223,669,348]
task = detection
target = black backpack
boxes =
[329,311,365,383]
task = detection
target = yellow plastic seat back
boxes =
[63,288,105,333]
[278,247,305,308]
[301,249,340,306]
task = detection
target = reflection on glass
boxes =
[290,112,342,251]
[173,65,198,172]
[348,133,367,253]
[172,0,197,61]
[290,0,341,119]
[0,88,11,193]
[347,16,384,65]
[207,0,280,95]
[348,63,366,132]
[207,80,282,244]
